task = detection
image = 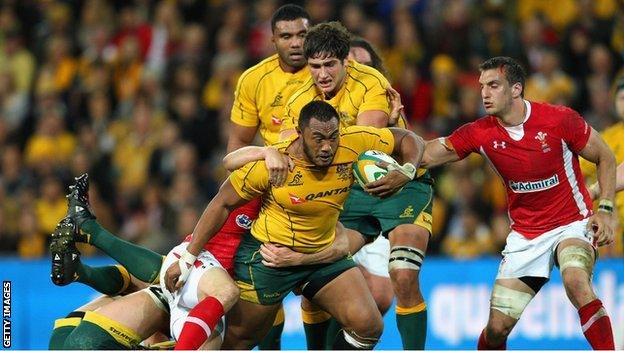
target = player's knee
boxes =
[371,286,394,315]
[198,273,240,311]
[390,268,419,297]
[345,306,383,339]
[486,321,513,340]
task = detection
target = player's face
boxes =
[348,47,372,66]
[308,55,348,97]
[479,69,517,117]
[615,89,624,121]
[300,117,340,167]
[272,19,309,70]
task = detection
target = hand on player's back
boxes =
[265,147,294,187]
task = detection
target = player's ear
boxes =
[512,82,523,98]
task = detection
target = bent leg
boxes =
[480,278,536,349]
[312,267,383,349]
[557,238,614,350]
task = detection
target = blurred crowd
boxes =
[0,0,622,259]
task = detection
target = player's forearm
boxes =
[595,148,617,202]
[186,202,231,256]
[223,146,268,171]
[421,138,459,169]
[297,226,366,265]
[397,131,425,169]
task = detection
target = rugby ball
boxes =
[352,150,399,186]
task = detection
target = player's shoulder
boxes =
[238,55,281,85]
[347,60,388,87]
[340,125,384,136]
[530,101,579,119]
[287,78,319,105]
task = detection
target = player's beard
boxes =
[303,141,333,167]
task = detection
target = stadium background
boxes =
[0,0,622,349]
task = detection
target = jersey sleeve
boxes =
[229,161,269,200]
[230,73,259,127]
[357,74,391,115]
[560,108,591,153]
[342,126,395,155]
[446,121,480,159]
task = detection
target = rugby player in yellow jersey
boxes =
[164,100,425,349]
[277,22,433,350]
[581,77,624,255]
[226,4,311,348]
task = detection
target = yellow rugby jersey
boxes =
[229,126,394,253]
[231,54,311,145]
[282,60,391,131]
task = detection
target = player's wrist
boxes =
[181,249,197,266]
[597,199,614,214]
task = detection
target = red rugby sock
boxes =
[578,299,614,350]
[477,329,506,350]
[174,296,224,350]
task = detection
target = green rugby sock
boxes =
[81,219,162,283]
[75,264,129,296]
[324,317,342,350]
[396,303,427,350]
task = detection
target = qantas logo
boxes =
[288,193,306,204]
[304,186,351,201]
[271,115,282,125]
[509,174,559,193]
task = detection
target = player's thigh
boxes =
[196,263,239,311]
[93,288,167,340]
[310,265,380,331]
[223,299,282,349]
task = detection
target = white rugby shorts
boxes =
[496,219,594,280]
[352,235,391,278]
[160,242,225,339]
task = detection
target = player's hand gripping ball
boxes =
[352,150,400,187]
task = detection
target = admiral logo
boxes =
[235,214,253,230]
[304,186,350,201]
[509,174,559,193]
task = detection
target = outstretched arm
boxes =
[420,137,461,169]
[165,180,249,292]
[223,146,293,186]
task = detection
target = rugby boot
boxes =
[66,173,96,241]
[50,217,81,286]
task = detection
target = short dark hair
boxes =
[298,100,339,130]
[479,56,527,97]
[350,37,387,77]
[271,4,310,33]
[304,21,351,61]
